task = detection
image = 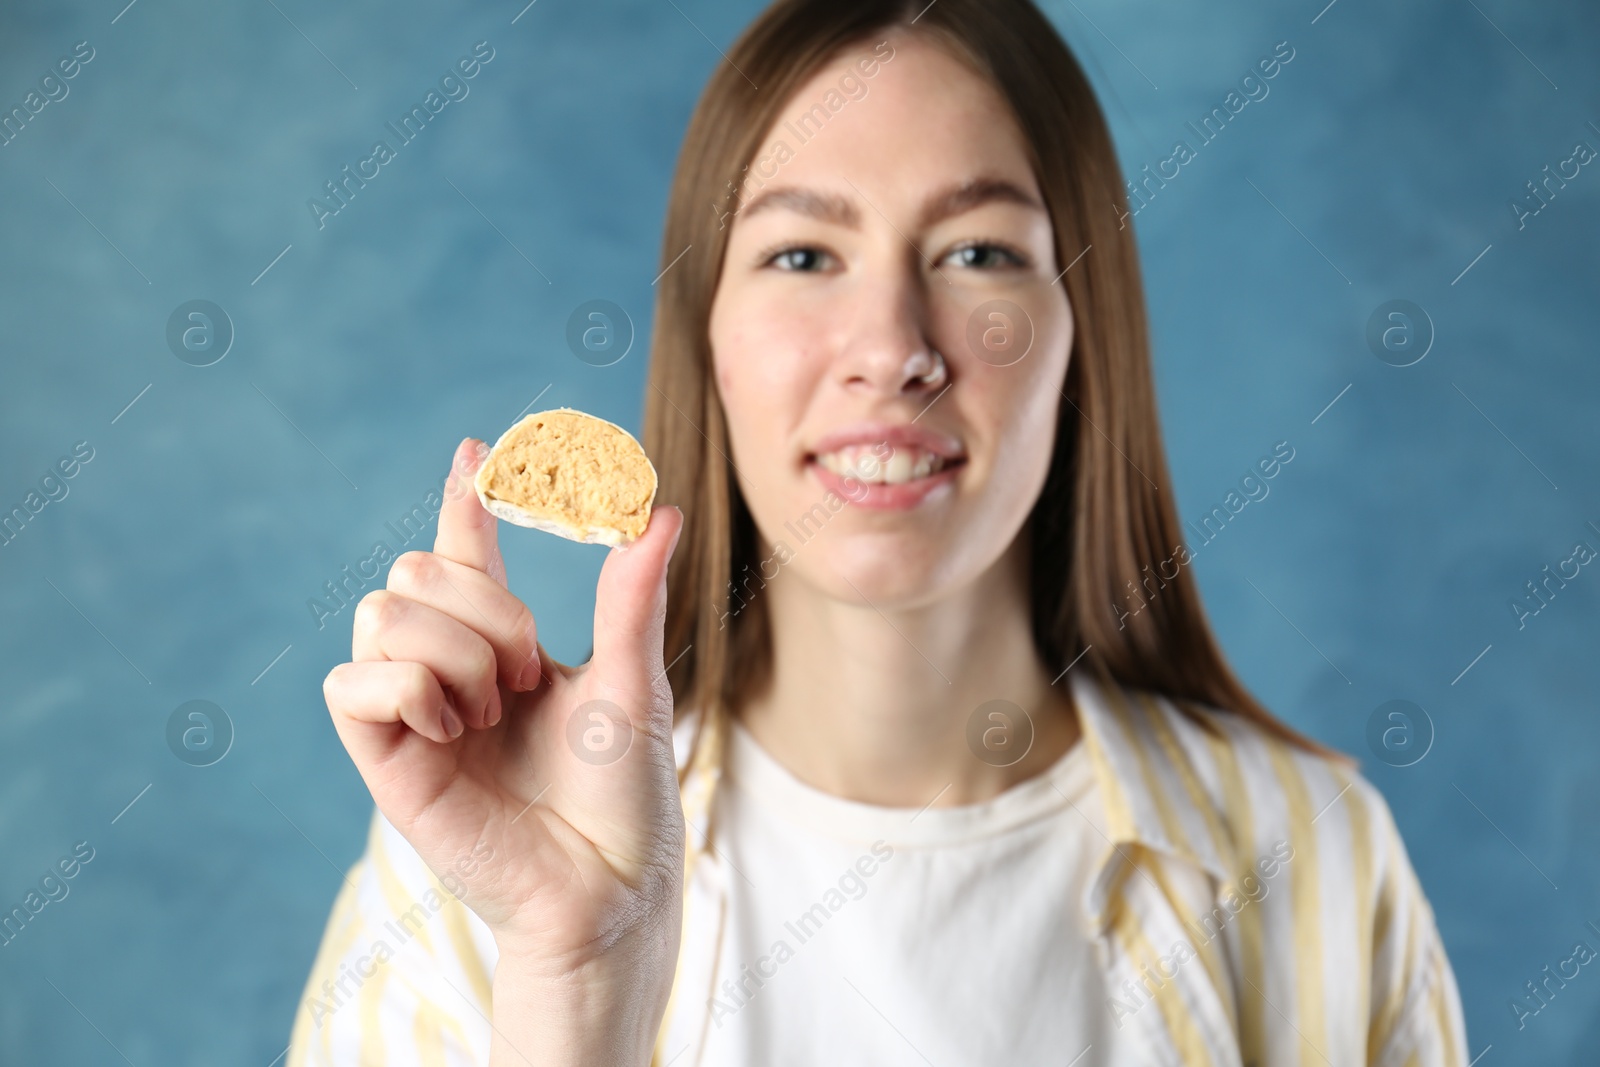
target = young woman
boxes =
[289,1,1469,1063]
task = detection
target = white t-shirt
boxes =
[665,715,1134,1066]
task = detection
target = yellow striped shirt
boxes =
[286,669,1469,1065]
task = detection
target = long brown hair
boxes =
[641,0,1349,772]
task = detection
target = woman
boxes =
[289,0,1469,1063]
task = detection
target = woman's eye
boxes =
[945,242,1026,270]
[766,247,832,271]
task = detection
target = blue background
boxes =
[1,0,1595,1062]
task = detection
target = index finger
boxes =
[434,437,507,586]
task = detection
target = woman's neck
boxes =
[735,536,1081,809]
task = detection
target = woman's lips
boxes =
[806,456,963,510]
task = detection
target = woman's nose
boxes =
[833,272,947,397]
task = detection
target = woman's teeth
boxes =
[813,445,950,484]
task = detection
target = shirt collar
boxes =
[1068,668,1240,934]
[678,672,1241,933]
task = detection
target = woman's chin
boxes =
[809,539,952,609]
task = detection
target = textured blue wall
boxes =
[0,0,1594,1062]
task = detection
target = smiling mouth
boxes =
[807,444,967,485]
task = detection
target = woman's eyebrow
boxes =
[739,176,1043,230]
[741,187,861,227]
[919,177,1044,227]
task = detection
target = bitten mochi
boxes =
[473,408,657,546]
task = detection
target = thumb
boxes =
[589,505,684,711]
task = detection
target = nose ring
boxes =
[911,348,947,387]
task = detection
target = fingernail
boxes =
[442,705,464,739]
[667,508,684,558]
[520,654,543,692]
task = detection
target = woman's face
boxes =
[708,32,1074,607]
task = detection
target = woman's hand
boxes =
[322,437,686,1065]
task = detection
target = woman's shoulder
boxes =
[1077,674,1415,895]
[1087,677,1465,1061]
